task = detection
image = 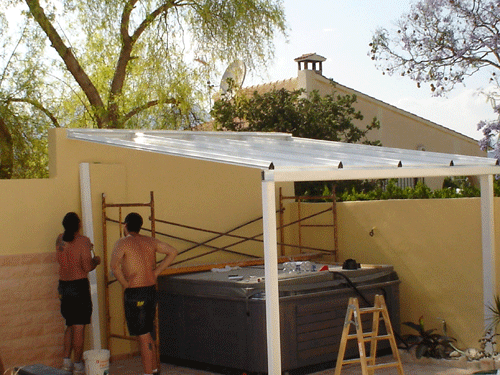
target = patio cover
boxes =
[68,129,500,374]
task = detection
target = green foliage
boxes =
[0,0,287,178]
[211,85,383,199]
[295,176,500,202]
[211,86,381,145]
[370,0,500,161]
[337,177,486,201]
[402,316,456,359]
[494,180,500,197]
[478,328,499,359]
[486,295,500,332]
[21,0,286,129]
[0,12,53,178]
[476,296,500,359]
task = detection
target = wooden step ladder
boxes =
[334,294,405,375]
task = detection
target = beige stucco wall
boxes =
[243,69,484,159]
[0,127,497,368]
[296,69,486,190]
[0,179,61,256]
[300,69,484,157]
[283,198,497,350]
[0,128,297,359]
[53,128,290,355]
[247,69,485,190]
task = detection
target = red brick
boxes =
[34,310,62,325]
[1,301,23,316]
[0,255,21,267]
[2,348,23,372]
[0,266,22,280]
[18,253,42,266]
[43,322,65,336]
[0,314,33,328]
[22,347,49,363]
[39,252,57,264]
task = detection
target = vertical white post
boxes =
[480,174,496,331]
[80,163,102,350]
[261,179,282,375]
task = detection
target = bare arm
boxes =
[110,241,129,288]
[154,240,178,278]
[81,240,101,274]
[56,235,64,252]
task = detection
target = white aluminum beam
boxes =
[264,165,500,183]
[79,163,102,350]
[261,180,281,375]
[480,174,496,332]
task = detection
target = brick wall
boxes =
[0,253,65,370]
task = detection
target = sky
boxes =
[5,0,496,141]
[243,0,498,141]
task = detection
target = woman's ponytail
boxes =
[62,212,80,242]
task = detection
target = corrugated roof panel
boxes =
[66,129,500,181]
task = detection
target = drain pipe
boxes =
[80,163,102,349]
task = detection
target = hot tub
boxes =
[158,263,400,373]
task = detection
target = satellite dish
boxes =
[220,60,246,94]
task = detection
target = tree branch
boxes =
[7,98,60,128]
[0,115,13,179]
[371,0,500,93]
[123,98,178,123]
[24,0,106,128]
[108,0,177,127]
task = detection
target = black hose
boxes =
[331,271,410,349]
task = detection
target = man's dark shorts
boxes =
[124,285,157,336]
[58,278,92,326]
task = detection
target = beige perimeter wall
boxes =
[0,128,497,370]
[283,198,497,351]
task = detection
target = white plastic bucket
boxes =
[83,349,110,375]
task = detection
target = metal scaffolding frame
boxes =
[101,191,159,365]
[279,187,338,261]
[100,189,338,362]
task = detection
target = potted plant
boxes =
[402,316,456,359]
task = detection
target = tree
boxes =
[0,10,57,178]
[369,0,500,157]
[210,86,381,196]
[19,0,286,129]
[0,0,286,177]
[211,87,381,144]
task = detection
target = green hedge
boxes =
[296,177,500,202]
[338,179,482,201]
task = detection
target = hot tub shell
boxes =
[158,264,400,373]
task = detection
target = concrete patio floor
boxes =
[109,351,489,375]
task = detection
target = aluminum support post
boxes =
[261,179,281,375]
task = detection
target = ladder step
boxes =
[367,362,401,370]
[363,334,393,341]
[346,333,393,341]
[358,307,384,313]
[342,360,401,369]
[341,356,375,365]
